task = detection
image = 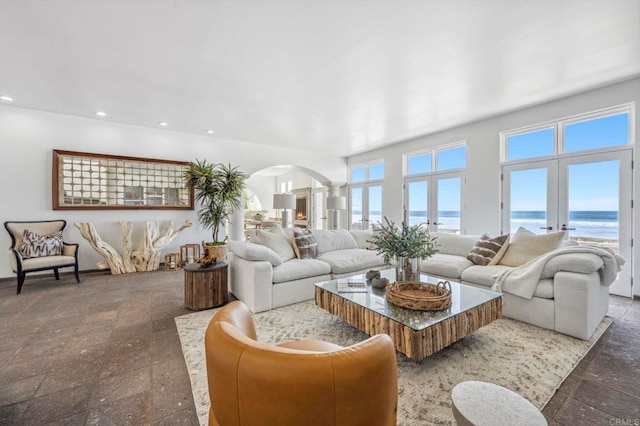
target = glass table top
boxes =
[315,269,502,331]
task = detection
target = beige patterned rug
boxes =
[175,301,611,425]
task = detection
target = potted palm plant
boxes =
[184,160,247,262]
[368,214,438,282]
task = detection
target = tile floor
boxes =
[0,270,638,425]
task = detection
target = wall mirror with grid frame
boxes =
[52,150,194,210]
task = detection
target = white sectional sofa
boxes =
[228,229,385,314]
[422,232,621,340]
[228,227,623,340]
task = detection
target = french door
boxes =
[350,184,383,230]
[502,149,632,296]
[404,172,463,234]
[313,187,327,230]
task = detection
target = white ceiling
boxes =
[1,0,638,157]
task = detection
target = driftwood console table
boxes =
[183,262,228,310]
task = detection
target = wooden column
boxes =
[184,262,228,310]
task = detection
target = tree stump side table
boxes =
[183,262,228,310]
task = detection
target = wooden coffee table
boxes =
[315,270,502,361]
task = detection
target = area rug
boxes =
[175,301,611,425]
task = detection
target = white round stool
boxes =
[451,381,547,426]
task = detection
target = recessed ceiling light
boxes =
[205,129,215,134]
[0,95,13,102]
[95,111,107,117]
[158,121,168,127]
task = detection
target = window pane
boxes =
[436,146,466,171]
[351,166,365,183]
[368,185,383,229]
[437,177,461,234]
[510,168,547,234]
[350,187,363,229]
[507,128,554,161]
[565,113,628,153]
[408,181,428,226]
[369,163,384,180]
[407,153,432,175]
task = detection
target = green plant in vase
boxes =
[368,213,438,282]
[184,160,247,262]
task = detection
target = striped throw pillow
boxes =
[293,228,318,259]
[466,233,509,266]
[20,229,64,258]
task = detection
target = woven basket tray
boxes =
[386,281,452,311]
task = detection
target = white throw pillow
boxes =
[227,241,283,266]
[255,225,296,262]
[498,227,565,267]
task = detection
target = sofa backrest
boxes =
[348,230,374,249]
[432,232,479,257]
[313,230,359,254]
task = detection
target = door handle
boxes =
[433,222,442,225]
[540,226,553,230]
[561,224,576,231]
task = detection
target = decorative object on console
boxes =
[183,159,247,243]
[164,252,180,270]
[365,270,381,280]
[273,193,296,228]
[326,195,346,230]
[368,213,438,282]
[199,242,220,267]
[386,280,452,311]
[180,244,200,266]
[52,150,193,210]
[467,233,510,266]
[74,220,192,274]
[371,277,389,289]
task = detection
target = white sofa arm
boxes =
[553,271,608,339]
[229,255,275,313]
[541,252,604,279]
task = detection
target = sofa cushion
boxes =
[460,264,512,287]
[292,228,318,259]
[533,279,554,299]
[316,249,384,275]
[466,233,509,266]
[313,230,359,254]
[20,229,63,258]
[228,241,283,267]
[255,225,296,262]
[421,253,474,279]
[272,259,331,284]
[432,233,480,257]
[21,255,77,271]
[499,227,565,267]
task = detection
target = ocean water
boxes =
[352,210,618,239]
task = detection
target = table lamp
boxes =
[273,193,296,228]
[326,195,347,230]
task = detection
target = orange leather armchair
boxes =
[205,301,398,426]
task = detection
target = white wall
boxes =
[0,106,346,279]
[348,78,640,296]
[245,175,277,215]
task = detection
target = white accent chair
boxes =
[4,220,80,294]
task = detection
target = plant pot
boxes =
[201,241,228,263]
[396,256,420,282]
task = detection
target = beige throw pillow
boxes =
[255,225,296,262]
[498,227,565,267]
[466,233,509,266]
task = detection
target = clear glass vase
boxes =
[395,256,420,282]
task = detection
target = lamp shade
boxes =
[273,193,296,209]
[326,195,347,210]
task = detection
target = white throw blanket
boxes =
[492,246,625,299]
